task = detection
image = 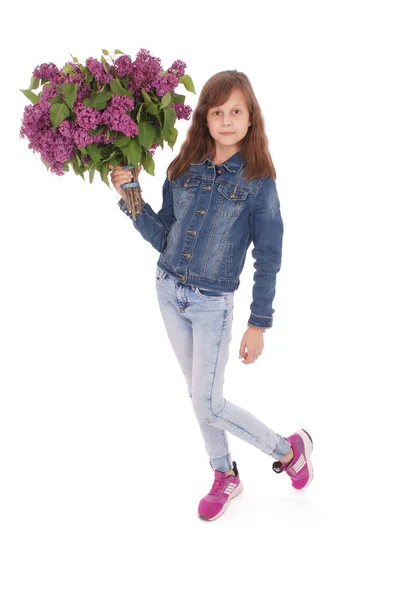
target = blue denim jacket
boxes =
[118,151,283,329]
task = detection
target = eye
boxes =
[212,110,221,116]
[233,109,241,115]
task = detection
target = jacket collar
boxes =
[191,151,245,173]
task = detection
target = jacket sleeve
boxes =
[117,177,176,253]
[248,178,284,329]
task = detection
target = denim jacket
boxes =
[118,151,283,329]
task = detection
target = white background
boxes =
[1,1,400,598]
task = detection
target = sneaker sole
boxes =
[198,481,244,521]
[297,428,314,488]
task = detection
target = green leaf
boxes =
[89,167,96,183]
[121,138,141,166]
[86,88,113,109]
[20,89,40,104]
[62,63,75,74]
[166,126,178,149]
[110,78,134,98]
[100,162,111,186]
[171,93,185,103]
[102,49,109,56]
[159,91,171,110]
[86,144,102,164]
[138,121,155,149]
[143,152,155,176]
[108,153,124,167]
[146,103,158,116]
[50,103,70,128]
[154,129,164,149]
[88,125,106,136]
[161,107,176,134]
[48,95,63,104]
[179,74,196,94]
[141,89,152,106]
[63,83,77,110]
[70,54,79,63]
[113,134,131,148]
[114,49,124,55]
[136,102,144,122]
[29,76,40,91]
[80,66,94,84]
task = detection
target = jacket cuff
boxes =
[248,313,273,329]
[118,197,131,216]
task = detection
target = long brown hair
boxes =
[167,70,276,181]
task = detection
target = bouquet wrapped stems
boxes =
[121,165,144,221]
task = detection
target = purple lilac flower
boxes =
[169,60,186,78]
[149,142,158,156]
[153,73,179,97]
[20,100,76,175]
[74,102,102,130]
[85,57,113,84]
[73,128,94,147]
[102,105,138,137]
[33,62,60,80]
[76,82,92,102]
[130,48,162,93]
[53,136,76,162]
[65,61,84,74]
[171,102,192,120]
[92,132,108,144]
[115,55,132,77]
[20,100,51,150]
[41,82,60,102]
[110,94,134,111]
[58,120,78,139]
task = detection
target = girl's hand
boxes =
[109,164,142,201]
[239,329,264,364]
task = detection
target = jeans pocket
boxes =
[156,267,168,282]
[194,287,228,298]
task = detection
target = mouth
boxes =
[219,132,235,136]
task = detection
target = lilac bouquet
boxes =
[20,48,195,216]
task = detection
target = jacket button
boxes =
[216,169,222,176]
[204,185,212,191]
[188,230,197,236]
[183,182,189,187]
[179,274,186,280]
[196,209,206,215]
[230,193,235,198]
[182,252,191,259]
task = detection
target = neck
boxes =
[211,144,240,165]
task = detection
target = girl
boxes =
[110,70,314,521]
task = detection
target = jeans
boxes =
[155,265,291,472]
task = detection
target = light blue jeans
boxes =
[155,265,291,472]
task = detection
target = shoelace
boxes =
[209,477,230,495]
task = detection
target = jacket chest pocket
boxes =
[217,183,249,218]
[172,176,201,205]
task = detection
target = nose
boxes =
[221,114,232,127]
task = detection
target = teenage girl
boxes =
[110,70,314,521]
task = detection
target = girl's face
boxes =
[206,88,251,153]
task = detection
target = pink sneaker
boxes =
[198,462,243,521]
[272,429,314,489]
